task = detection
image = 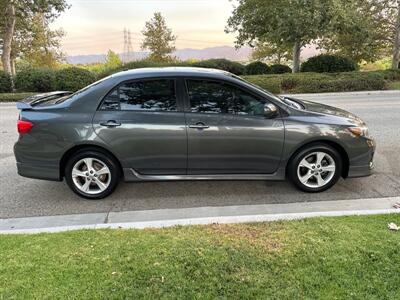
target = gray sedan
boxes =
[14,67,375,199]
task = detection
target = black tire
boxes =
[65,149,120,199]
[287,143,342,193]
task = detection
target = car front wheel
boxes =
[288,143,342,193]
[65,150,120,199]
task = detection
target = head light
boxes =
[348,126,369,137]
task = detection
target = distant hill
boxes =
[66,46,253,65]
[65,44,319,65]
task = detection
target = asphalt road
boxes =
[1,91,399,219]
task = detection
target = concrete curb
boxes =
[1,196,399,234]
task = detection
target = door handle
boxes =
[189,122,209,130]
[100,120,121,127]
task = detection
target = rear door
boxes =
[184,78,285,174]
[93,77,187,175]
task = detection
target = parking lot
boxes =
[1,91,399,219]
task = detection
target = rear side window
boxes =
[186,79,265,116]
[101,79,177,111]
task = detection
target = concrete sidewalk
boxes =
[1,196,399,234]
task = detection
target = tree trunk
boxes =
[277,53,282,65]
[392,0,400,70]
[292,41,301,73]
[11,58,16,76]
[1,2,16,76]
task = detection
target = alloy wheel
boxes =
[296,151,336,188]
[71,157,111,195]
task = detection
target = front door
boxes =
[93,78,187,175]
[184,79,284,174]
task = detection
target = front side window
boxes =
[186,80,265,116]
[101,79,177,111]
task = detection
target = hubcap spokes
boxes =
[297,152,336,188]
[72,158,111,194]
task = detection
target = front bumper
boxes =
[347,137,375,178]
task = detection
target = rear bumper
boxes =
[16,162,61,181]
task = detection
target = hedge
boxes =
[54,67,97,91]
[0,71,12,93]
[0,92,37,102]
[3,64,399,97]
[270,64,292,74]
[192,59,245,75]
[301,54,358,73]
[245,61,270,75]
[243,70,399,94]
[15,67,56,92]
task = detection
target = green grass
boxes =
[0,92,36,102]
[387,81,400,90]
[1,214,400,299]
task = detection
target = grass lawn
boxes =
[387,81,400,90]
[1,214,400,299]
[0,92,36,102]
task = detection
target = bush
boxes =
[245,61,270,75]
[54,67,97,91]
[243,70,393,94]
[270,64,292,74]
[301,54,358,73]
[15,67,56,92]
[0,71,12,93]
[192,58,245,75]
[97,59,192,78]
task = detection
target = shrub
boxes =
[15,67,56,92]
[97,59,191,78]
[54,67,97,91]
[0,71,12,93]
[245,61,270,75]
[243,71,391,94]
[270,64,292,74]
[192,58,245,75]
[301,54,358,73]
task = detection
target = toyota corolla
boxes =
[14,67,375,199]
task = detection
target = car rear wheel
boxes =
[65,150,120,199]
[288,143,342,193]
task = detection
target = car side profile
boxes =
[14,67,375,199]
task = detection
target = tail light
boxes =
[17,120,33,134]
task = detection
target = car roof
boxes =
[110,67,233,79]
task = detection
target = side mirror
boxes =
[264,103,278,118]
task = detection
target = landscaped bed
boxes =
[1,214,400,299]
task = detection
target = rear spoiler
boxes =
[16,102,33,110]
[16,91,72,111]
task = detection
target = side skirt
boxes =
[123,168,286,182]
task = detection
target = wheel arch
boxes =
[286,140,350,178]
[59,144,123,179]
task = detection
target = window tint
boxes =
[186,80,265,116]
[101,79,177,111]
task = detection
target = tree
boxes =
[0,0,69,76]
[319,0,396,64]
[16,13,65,69]
[104,49,122,69]
[226,0,341,73]
[251,41,292,64]
[141,12,176,62]
[392,0,400,69]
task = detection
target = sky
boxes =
[52,0,238,56]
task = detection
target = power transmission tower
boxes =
[127,29,133,62]
[123,28,127,63]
